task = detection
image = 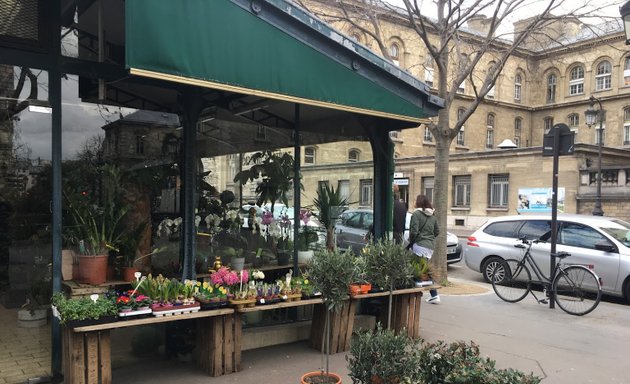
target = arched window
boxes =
[569,66,584,95]
[514,73,522,102]
[595,61,612,91]
[486,61,496,99]
[424,55,434,87]
[390,43,400,66]
[348,149,360,163]
[423,126,433,142]
[544,117,554,133]
[304,146,315,164]
[547,74,557,103]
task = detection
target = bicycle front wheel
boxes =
[492,259,531,303]
[553,266,601,316]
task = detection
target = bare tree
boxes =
[297,0,621,282]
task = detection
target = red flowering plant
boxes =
[210,267,254,300]
[115,290,152,312]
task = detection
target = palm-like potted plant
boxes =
[64,165,128,285]
[302,248,357,384]
[313,184,350,251]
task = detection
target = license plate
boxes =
[447,247,457,254]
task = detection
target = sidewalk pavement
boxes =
[112,279,630,383]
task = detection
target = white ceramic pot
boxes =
[297,250,314,264]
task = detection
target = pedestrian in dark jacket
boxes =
[392,184,408,244]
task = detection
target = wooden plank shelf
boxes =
[236,298,322,313]
[352,286,439,299]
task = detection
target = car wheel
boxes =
[624,278,630,302]
[482,256,503,283]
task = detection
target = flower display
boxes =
[194,281,229,302]
[252,270,265,280]
[210,267,249,286]
[115,290,153,312]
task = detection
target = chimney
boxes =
[467,15,493,37]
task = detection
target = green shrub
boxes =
[347,329,542,384]
[51,292,117,324]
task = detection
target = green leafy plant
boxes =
[51,292,117,325]
[233,150,300,214]
[64,164,128,256]
[417,340,542,384]
[410,256,431,280]
[313,183,351,250]
[362,239,414,328]
[347,324,421,384]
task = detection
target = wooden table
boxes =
[62,308,237,384]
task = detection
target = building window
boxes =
[595,123,606,145]
[424,55,434,88]
[514,118,522,147]
[318,180,330,191]
[390,43,400,66]
[348,149,360,163]
[514,74,522,102]
[624,57,630,86]
[360,179,373,206]
[547,74,557,103]
[544,117,554,133]
[457,108,465,145]
[304,146,315,164]
[423,126,433,142]
[453,175,471,207]
[568,114,579,130]
[486,114,495,148]
[488,174,509,208]
[624,107,630,145]
[595,61,612,91]
[135,135,145,155]
[422,177,434,203]
[513,137,520,147]
[486,85,495,99]
[338,180,350,201]
[569,66,584,96]
[389,130,401,140]
[486,61,496,99]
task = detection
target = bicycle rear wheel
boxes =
[492,259,531,302]
[553,266,601,316]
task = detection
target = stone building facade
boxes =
[292,3,630,230]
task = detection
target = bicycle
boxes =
[491,237,602,316]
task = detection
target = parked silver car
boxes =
[334,209,461,263]
[463,214,630,300]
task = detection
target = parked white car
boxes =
[463,214,630,301]
[334,209,461,262]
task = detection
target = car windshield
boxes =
[599,219,630,248]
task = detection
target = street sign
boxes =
[543,123,575,156]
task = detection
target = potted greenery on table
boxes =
[51,292,117,327]
[64,165,128,285]
[301,248,357,384]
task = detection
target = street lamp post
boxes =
[584,95,604,216]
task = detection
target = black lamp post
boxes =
[621,1,630,45]
[584,95,604,216]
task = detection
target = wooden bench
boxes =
[62,308,236,384]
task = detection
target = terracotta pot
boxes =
[360,283,372,294]
[78,254,108,285]
[122,266,140,282]
[349,284,362,296]
[300,371,342,384]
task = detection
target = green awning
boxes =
[126,0,441,123]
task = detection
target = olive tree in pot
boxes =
[302,248,357,384]
[363,239,414,329]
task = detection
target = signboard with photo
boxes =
[517,187,564,213]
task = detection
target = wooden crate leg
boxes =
[85,333,99,384]
[223,313,234,374]
[68,331,86,384]
[99,331,112,384]
[211,316,223,377]
[233,313,242,372]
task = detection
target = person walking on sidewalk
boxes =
[409,194,440,303]
[392,184,408,244]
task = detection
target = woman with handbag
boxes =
[409,194,440,303]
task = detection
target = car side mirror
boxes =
[595,242,617,253]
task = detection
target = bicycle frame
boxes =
[514,240,567,301]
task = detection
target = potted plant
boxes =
[64,164,128,285]
[411,256,432,286]
[51,292,117,327]
[193,280,229,310]
[313,183,351,251]
[276,236,293,266]
[17,263,52,328]
[347,324,422,384]
[297,209,319,263]
[302,248,357,384]
[363,239,414,329]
